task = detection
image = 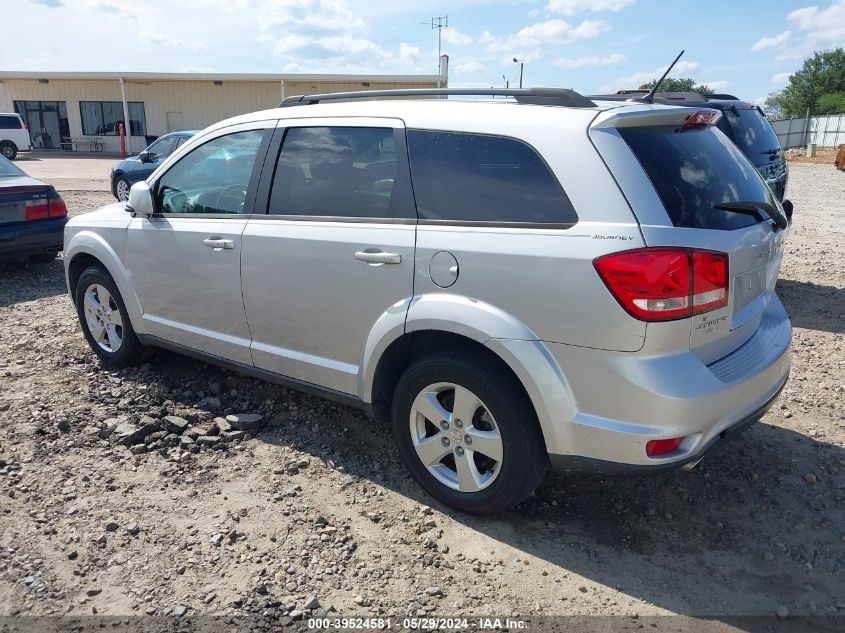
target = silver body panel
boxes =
[64,97,791,469]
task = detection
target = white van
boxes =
[0,113,32,160]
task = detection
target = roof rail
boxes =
[279,87,596,108]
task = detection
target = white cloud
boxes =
[441,28,472,46]
[599,60,700,92]
[774,0,845,59]
[138,31,205,51]
[455,60,490,75]
[554,52,625,68]
[399,43,420,63]
[480,18,609,59]
[546,0,635,16]
[771,72,791,84]
[701,80,733,91]
[750,30,790,52]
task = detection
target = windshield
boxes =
[720,107,781,158]
[619,125,778,230]
[0,155,25,178]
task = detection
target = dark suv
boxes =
[591,91,787,200]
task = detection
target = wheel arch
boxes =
[65,236,145,333]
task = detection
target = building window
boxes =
[79,101,147,136]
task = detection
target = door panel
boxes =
[126,217,252,363]
[124,124,273,365]
[241,118,416,395]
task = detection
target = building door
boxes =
[14,101,69,150]
[166,111,184,133]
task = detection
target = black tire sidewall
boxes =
[74,266,145,367]
[392,350,547,515]
[0,142,16,160]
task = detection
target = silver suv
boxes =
[64,88,792,514]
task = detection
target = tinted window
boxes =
[407,130,577,225]
[620,126,777,230]
[269,126,412,219]
[0,115,22,130]
[721,107,780,158]
[80,101,147,136]
[156,129,265,214]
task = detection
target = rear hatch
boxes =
[591,105,789,363]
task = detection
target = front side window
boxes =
[155,129,265,215]
[269,126,413,219]
[407,130,578,225]
[80,101,147,136]
[144,136,177,160]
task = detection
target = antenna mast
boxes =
[425,15,448,71]
[641,50,685,103]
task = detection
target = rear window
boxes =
[619,126,777,230]
[407,130,577,226]
[0,155,24,177]
[720,107,780,158]
[0,115,22,130]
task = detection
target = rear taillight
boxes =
[25,194,67,221]
[594,247,728,322]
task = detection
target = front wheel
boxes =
[391,350,548,515]
[74,265,149,367]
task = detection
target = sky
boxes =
[5,0,845,106]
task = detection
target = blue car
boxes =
[110,131,197,201]
[0,155,67,262]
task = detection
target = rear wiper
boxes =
[759,148,780,155]
[713,201,788,231]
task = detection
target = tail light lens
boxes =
[646,437,685,457]
[24,194,67,221]
[594,247,728,322]
[681,110,720,131]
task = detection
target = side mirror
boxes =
[138,150,151,163]
[126,181,154,216]
[782,199,793,222]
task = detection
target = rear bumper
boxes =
[540,295,791,472]
[0,217,68,259]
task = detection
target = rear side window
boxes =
[619,126,777,230]
[407,130,577,226]
[269,126,415,219]
[0,115,22,130]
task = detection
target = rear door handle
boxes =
[203,238,234,251]
[354,250,401,265]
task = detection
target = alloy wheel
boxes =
[116,179,130,201]
[409,382,503,493]
[82,284,124,352]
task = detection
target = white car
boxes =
[0,113,31,160]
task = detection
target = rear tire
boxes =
[0,142,17,160]
[114,175,131,202]
[391,349,548,515]
[74,265,149,368]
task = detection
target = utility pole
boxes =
[425,15,448,73]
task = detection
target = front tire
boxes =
[74,265,148,367]
[391,350,548,515]
[0,142,17,160]
[114,175,131,202]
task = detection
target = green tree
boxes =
[637,77,715,95]
[816,92,845,115]
[776,48,845,117]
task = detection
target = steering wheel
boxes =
[214,184,248,213]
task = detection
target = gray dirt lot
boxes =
[0,156,843,628]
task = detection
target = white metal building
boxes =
[0,64,447,154]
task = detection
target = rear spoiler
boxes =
[591,106,722,130]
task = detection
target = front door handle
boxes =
[354,250,401,265]
[203,237,234,251]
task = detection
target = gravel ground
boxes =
[0,162,843,631]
